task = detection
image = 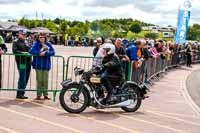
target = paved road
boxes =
[186,69,200,111]
[0,45,200,133]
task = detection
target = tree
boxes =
[187,24,200,41]
[144,32,158,39]
[60,21,68,34]
[29,20,36,28]
[99,24,112,38]
[90,21,99,32]
[112,30,125,38]
[129,22,142,34]
[18,17,26,26]
[17,17,159,38]
[46,21,57,33]
[67,25,88,36]
[54,18,61,25]
[187,27,199,41]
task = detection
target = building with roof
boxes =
[0,21,18,30]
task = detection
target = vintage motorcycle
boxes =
[59,67,148,113]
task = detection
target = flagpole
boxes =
[174,0,182,44]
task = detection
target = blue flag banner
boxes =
[175,0,192,44]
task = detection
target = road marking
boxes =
[0,125,20,133]
[147,110,200,127]
[146,109,198,119]
[93,109,186,133]
[115,113,186,133]
[1,97,193,133]
[166,101,186,104]
[181,71,200,116]
[0,98,139,133]
[0,106,85,133]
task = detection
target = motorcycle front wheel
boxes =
[59,83,89,113]
[121,84,142,112]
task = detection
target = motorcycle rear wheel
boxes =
[121,84,142,112]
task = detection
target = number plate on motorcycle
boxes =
[90,77,101,83]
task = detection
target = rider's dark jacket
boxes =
[102,53,123,77]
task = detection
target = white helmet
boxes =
[102,43,115,55]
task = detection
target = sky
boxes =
[0,0,199,26]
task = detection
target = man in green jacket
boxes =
[12,30,31,99]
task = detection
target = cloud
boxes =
[133,0,161,12]
[0,0,199,26]
[0,0,49,4]
[84,0,133,8]
[0,0,31,4]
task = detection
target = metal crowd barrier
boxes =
[129,51,200,86]
[66,56,131,81]
[66,56,96,81]
[2,51,200,101]
[66,51,200,87]
[0,53,65,101]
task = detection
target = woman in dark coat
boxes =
[186,45,192,67]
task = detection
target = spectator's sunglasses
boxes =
[97,41,102,43]
[39,36,45,39]
[21,33,27,36]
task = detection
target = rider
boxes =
[98,43,123,103]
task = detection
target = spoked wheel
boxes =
[59,83,89,113]
[121,84,142,112]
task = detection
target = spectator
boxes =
[0,35,7,52]
[47,34,54,44]
[122,39,129,49]
[166,42,172,66]
[12,30,31,99]
[115,38,130,79]
[0,35,7,88]
[151,43,160,58]
[115,38,130,62]
[142,40,152,61]
[176,44,183,64]
[27,33,35,48]
[126,40,143,63]
[89,39,94,47]
[157,40,166,60]
[141,40,152,84]
[186,44,192,67]
[126,40,144,82]
[93,37,102,56]
[30,32,55,100]
[64,34,68,46]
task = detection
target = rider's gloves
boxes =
[100,65,105,70]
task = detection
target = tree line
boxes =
[187,24,200,41]
[17,17,200,41]
[18,17,153,38]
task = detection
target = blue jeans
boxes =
[100,70,113,97]
[16,64,31,97]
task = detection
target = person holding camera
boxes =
[30,32,55,100]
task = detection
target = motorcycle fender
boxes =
[125,81,145,98]
[61,81,92,106]
[61,79,77,88]
[83,84,93,106]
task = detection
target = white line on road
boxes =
[0,126,20,133]
[147,110,200,127]
[0,106,85,133]
[0,97,139,133]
